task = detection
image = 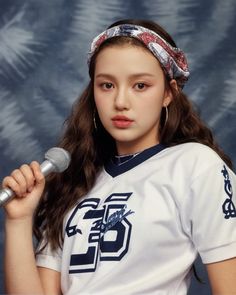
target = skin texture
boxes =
[206,259,236,294]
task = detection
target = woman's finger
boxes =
[19,164,36,193]
[2,176,25,197]
[10,169,28,196]
[30,161,45,186]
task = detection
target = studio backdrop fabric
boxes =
[0,0,236,294]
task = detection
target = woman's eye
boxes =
[101,83,113,90]
[135,83,147,90]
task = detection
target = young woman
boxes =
[3,19,236,295]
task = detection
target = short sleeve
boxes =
[184,160,236,264]
[35,238,62,272]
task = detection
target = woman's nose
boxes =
[114,87,130,110]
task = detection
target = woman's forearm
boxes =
[4,217,44,295]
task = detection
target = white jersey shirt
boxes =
[36,143,236,295]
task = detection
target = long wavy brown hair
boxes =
[34,19,233,251]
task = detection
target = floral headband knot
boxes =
[88,24,190,88]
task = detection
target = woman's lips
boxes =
[112,115,134,128]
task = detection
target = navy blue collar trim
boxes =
[105,144,166,177]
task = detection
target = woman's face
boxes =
[94,44,173,155]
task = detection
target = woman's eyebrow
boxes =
[95,73,155,79]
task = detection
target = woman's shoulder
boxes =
[161,142,225,177]
[166,142,222,161]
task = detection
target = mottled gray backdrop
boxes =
[0,0,236,294]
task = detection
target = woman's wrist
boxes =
[5,215,34,229]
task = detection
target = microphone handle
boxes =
[0,188,13,206]
[0,160,56,206]
[40,160,56,176]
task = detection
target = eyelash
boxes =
[98,82,150,91]
[100,82,114,90]
[134,83,148,90]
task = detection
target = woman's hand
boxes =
[2,161,45,220]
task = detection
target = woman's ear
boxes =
[170,79,178,92]
[163,79,178,107]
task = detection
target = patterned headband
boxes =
[87,24,190,88]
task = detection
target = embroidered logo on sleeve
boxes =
[221,165,236,219]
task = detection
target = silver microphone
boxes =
[0,147,71,206]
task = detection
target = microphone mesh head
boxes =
[44,147,71,172]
